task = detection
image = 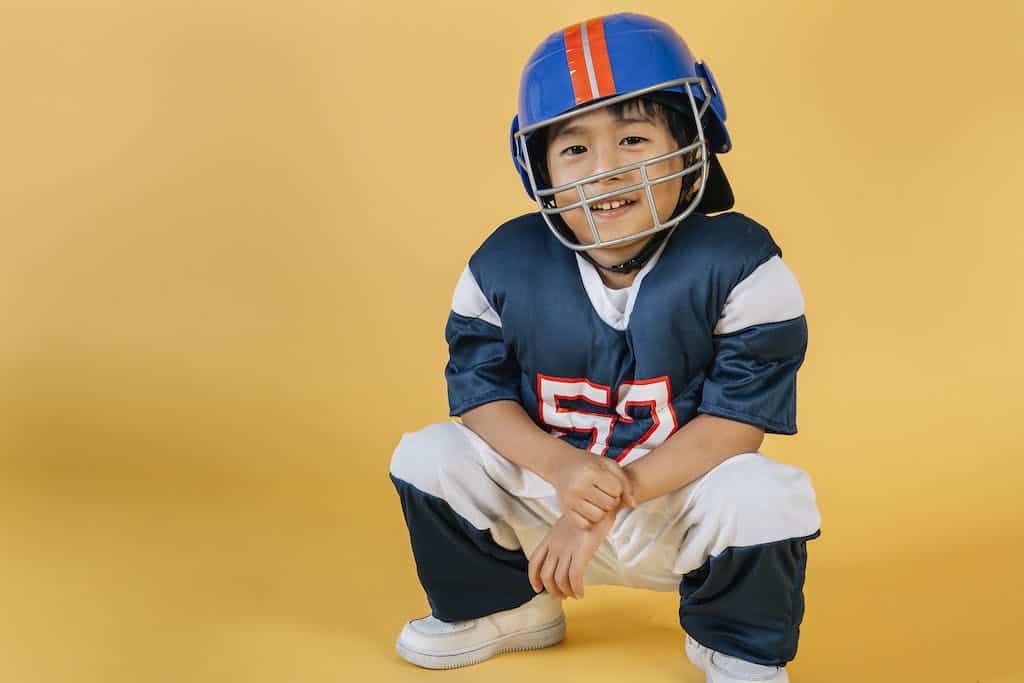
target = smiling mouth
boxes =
[589,198,637,213]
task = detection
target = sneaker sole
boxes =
[685,635,789,683]
[395,616,566,669]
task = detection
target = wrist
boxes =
[534,437,585,485]
[556,509,613,536]
[620,462,646,506]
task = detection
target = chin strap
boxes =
[580,229,671,274]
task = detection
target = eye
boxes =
[621,136,648,146]
[560,145,587,156]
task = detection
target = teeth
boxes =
[594,199,631,210]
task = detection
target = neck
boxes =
[598,268,638,289]
[584,231,666,287]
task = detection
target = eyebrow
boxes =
[549,115,657,143]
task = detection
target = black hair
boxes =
[526,93,702,192]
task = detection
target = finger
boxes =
[568,555,585,599]
[620,477,637,508]
[528,536,547,563]
[617,470,637,507]
[600,462,635,505]
[554,553,573,599]
[541,555,561,599]
[574,498,606,523]
[593,471,623,499]
[584,487,618,511]
[528,544,547,593]
[569,510,593,530]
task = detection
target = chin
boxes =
[589,236,649,264]
[569,222,645,247]
[599,226,652,249]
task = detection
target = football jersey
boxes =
[444,211,808,464]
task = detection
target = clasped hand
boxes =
[526,449,637,599]
[528,512,613,600]
[551,449,637,529]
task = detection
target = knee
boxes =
[389,422,470,497]
[695,453,820,541]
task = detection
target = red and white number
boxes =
[614,377,680,461]
[537,374,680,461]
[537,375,617,456]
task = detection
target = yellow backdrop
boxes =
[2,1,1022,681]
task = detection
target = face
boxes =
[544,103,685,265]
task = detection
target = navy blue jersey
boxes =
[444,211,807,464]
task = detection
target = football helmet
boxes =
[510,13,734,252]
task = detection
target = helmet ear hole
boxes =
[525,130,552,189]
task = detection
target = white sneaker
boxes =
[685,634,790,682]
[395,593,565,669]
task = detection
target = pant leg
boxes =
[662,451,822,667]
[391,421,609,621]
[389,422,537,621]
[605,451,821,665]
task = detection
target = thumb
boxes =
[618,471,634,507]
[602,459,636,507]
[616,464,638,508]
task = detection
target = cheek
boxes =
[645,154,684,183]
[651,156,684,188]
[546,153,570,188]
[545,165,590,236]
[551,188,587,236]
[655,179,683,218]
[647,158,685,216]
[560,207,589,236]
[552,186,577,206]
[544,163,576,207]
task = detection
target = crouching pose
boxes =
[390,12,822,683]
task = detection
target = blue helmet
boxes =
[510,13,734,251]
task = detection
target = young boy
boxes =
[389,13,822,682]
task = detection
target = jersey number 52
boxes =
[537,374,680,461]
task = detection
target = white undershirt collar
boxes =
[574,230,674,331]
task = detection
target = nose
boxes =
[584,141,629,195]
[589,140,625,178]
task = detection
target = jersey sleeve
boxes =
[698,255,808,434]
[444,265,521,416]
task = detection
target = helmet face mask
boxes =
[509,14,733,253]
[514,77,712,252]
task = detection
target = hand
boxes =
[528,512,614,600]
[550,448,637,530]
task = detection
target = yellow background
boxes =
[2,1,1022,681]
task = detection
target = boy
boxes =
[389,13,822,683]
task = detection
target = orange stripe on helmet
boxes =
[563,23,592,104]
[585,17,616,97]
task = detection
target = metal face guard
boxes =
[514,77,711,251]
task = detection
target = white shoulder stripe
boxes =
[714,256,805,336]
[451,266,502,328]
